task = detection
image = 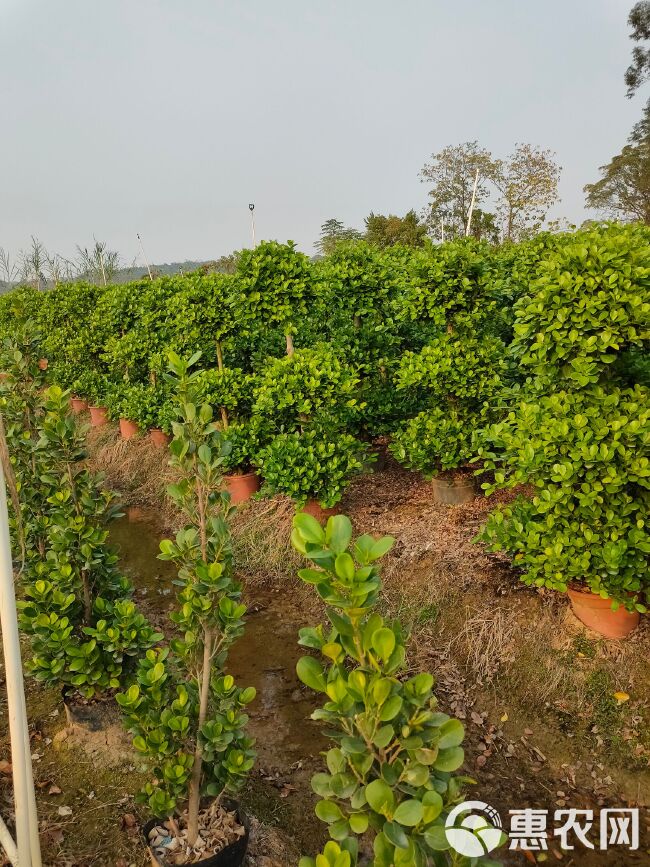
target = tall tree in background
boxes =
[364,209,427,248]
[584,108,650,223]
[0,248,19,290]
[316,218,361,254]
[20,236,47,290]
[419,141,497,238]
[492,144,561,241]
[76,240,121,285]
[625,2,650,96]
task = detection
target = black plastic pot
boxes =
[62,687,112,732]
[143,798,250,867]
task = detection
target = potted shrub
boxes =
[291,512,504,865]
[0,318,52,564]
[234,240,315,356]
[477,224,650,638]
[391,241,505,503]
[250,347,369,512]
[194,367,261,502]
[75,370,112,427]
[117,354,256,865]
[18,387,162,721]
[256,427,370,519]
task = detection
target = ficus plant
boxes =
[117,353,255,846]
[0,317,51,564]
[234,240,316,355]
[391,242,506,477]
[292,513,503,866]
[18,386,161,698]
[477,224,650,609]
[257,426,370,508]
[251,346,362,434]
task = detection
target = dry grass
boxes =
[86,425,174,514]
[86,439,650,791]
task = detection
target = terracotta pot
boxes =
[300,499,338,522]
[149,428,171,448]
[225,471,260,505]
[70,397,88,414]
[567,586,639,639]
[431,474,476,505]
[143,798,249,867]
[119,417,140,440]
[89,405,109,427]
[38,358,48,370]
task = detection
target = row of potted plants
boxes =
[3,328,502,864]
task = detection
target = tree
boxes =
[76,240,121,285]
[316,218,361,255]
[419,141,497,238]
[0,247,19,289]
[625,2,650,96]
[584,108,650,223]
[492,144,561,241]
[467,208,499,243]
[364,209,427,248]
[20,236,48,290]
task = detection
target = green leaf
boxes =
[326,515,353,554]
[365,779,394,817]
[393,799,424,827]
[315,800,343,824]
[371,627,396,661]
[296,656,327,693]
[433,746,464,772]
[438,719,465,749]
[334,553,355,581]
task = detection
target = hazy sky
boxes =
[0,0,645,265]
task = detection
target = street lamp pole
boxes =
[249,203,256,247]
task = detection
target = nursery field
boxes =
[0,225,648,866]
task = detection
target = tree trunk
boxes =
[285,332,294,356]
[187,627,213,845]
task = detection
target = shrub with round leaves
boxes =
[234,240,315,343]
[15,386,161,699]
[292,513,504,867]
[389,407,481,477]
[477,387,649,608]
[319,240,411,324]
[257,428,369,508]
[510,223,650,390]
[479,224,650,608]
[400,239,493,331]
[117,354,255,841]
[251,346,361,433]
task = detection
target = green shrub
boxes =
[251,346,362,433]
[478,387,649,608]
[257,428,369,507]
[292,513,503,866]
[117,354,255,843]
[18,386,161,698]
[478,224,650,608]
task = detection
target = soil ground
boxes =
[1,426,649,866]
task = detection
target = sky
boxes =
[0,0,646,266]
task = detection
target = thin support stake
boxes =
[465,168,479,237]
[0,465,42,867]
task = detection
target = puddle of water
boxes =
[109,512,326,768]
